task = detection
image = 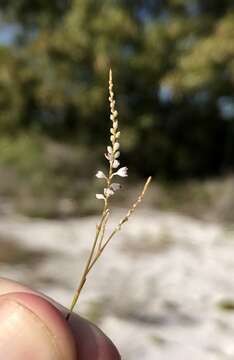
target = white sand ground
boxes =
[0,209,234,359]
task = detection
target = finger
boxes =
[68,311,121,360]
[0,278,121,359]
[0,277,36,295]
[0,291,76,360]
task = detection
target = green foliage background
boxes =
[0,0,233,180]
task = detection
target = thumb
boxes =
[0,292,76,360]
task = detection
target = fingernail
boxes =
[0,299,63,360]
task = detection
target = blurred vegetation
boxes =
[217,299,234,312]
[146,175,234,223]
[0,0,233,216]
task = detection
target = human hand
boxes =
[0,278,120,359]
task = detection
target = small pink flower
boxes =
[112,159,120,168]
[105,153,111,161]
[111,183,121,191]
[104,188,114,197]
[96,194,105,200]
[115,167,128,177]
[96,171,106,179]
[113,142,120,152]
[107,146,112,154]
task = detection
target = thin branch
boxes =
[87,177,152,273]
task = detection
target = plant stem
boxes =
[65,207,108,320]
[87,177,152,272]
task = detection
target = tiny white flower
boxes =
[96,170,106,179]
[113,121,118,129]
[104,188,114,197]
[112,159,120,168]
[113,110,118,117]
[115,166,128,177]
[110,114,115,121]
[114,151,120,158]
[105,153,112,161]
[116,131,120,138]
[96,194,105,200]
[113,142,120,152]
[110,128,115,134]
[111,183,121,191]
[107,146,112,154]
[110,135,115,142]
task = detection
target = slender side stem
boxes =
[87,177,152,273]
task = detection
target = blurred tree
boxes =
[0,0,71,27]
[0,0,233,178]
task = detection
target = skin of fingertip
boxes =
[0,279,121,359]
[0,292,77,360]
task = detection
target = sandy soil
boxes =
[0,209,234,359]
